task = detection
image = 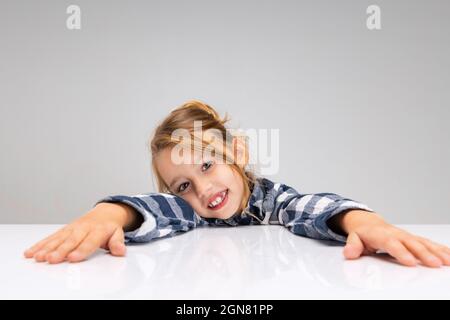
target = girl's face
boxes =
[154,146,245,219]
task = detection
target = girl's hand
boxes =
[340,211,450,267]
[23,203,137,264]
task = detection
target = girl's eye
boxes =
[202,161,213,171]
[178,182,189,193]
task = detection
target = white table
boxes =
[1,224,450,299]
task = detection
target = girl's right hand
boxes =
[23,203,138,264]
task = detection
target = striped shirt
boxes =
[96,177,374,244]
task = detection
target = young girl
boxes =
[24,100,450,268]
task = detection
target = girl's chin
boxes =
[218,210,236,219]
[203,207,236,220]
[205,211,234,220]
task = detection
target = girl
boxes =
[24,100,450,267]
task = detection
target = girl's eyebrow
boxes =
[169,178,180,190]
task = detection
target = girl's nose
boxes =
[195,179,214,202]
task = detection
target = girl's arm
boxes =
[24,193,205,264]
[273,188,450,267]
[96,193,206,242]
[328,209,450,267]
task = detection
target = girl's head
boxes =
[150,100,255,219]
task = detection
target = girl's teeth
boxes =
[208,191,226,208]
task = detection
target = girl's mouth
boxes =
[207,189,229,210]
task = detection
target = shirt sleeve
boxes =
[95,193,207,243]
[273,187,374,243]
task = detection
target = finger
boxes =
[420,240,450,266]
[67,228,111,263]
[107,228,126,257]
[34,234,70,262]
[416,236,450,257]
[24,227,69,258]
[343,232,365,260]
[46,228,89,264]
[403,239,443,268]
[383,239,417,266]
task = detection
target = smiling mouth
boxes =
[207,189,229,210]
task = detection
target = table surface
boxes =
[1,224,450,299]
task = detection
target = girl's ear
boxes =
[232,135,249,168]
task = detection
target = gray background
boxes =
[1,0,449,224]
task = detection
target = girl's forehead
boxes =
[159,147,209,166]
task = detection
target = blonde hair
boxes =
[149,100,256,214]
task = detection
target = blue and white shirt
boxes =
[96,177,374,244]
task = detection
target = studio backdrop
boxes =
[1,0,449,223]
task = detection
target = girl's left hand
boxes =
[343,219,450,267]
